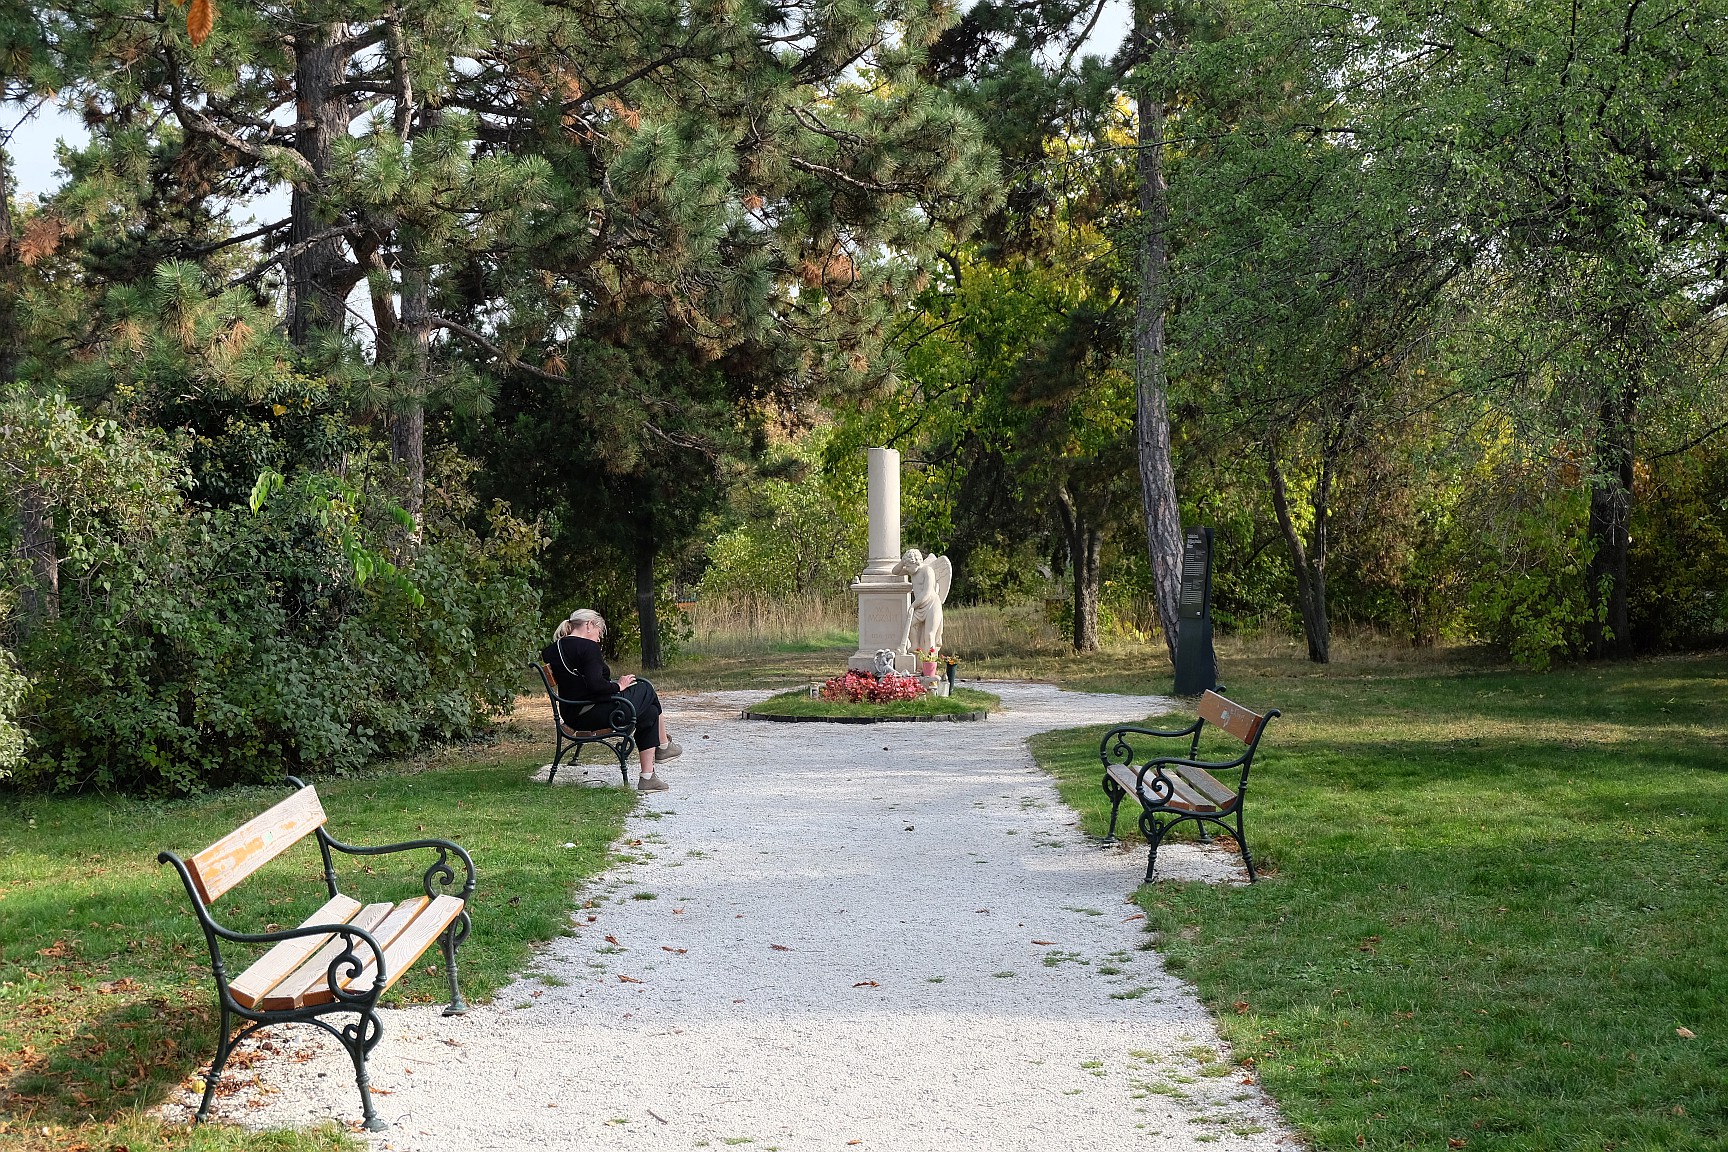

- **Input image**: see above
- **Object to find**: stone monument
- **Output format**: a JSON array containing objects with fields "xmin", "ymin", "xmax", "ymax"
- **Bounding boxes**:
[
  {"xmin": 848, "ymin": 448, "xmax": 915, "ymax": 673},
  {"xmin": 847, "ymin": 448, "xmax": 957, "ymax": 677}
]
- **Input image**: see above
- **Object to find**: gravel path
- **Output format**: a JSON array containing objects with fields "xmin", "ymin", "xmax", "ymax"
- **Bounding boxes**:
[{"xmin": 179, "ymin": 683, "xmax": 1294, "ymax": 1150}]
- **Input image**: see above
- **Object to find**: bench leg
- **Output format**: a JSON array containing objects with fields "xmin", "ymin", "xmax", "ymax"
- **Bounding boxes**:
[
  {"xmin": 441, "ymin": 912, "xmax": 471, "ymax": 1016},
  {"xmin": 193, "ymin": 1002, "xmax": 234, "ymax": 1124},
  {"xmin": 1138, "ymin": 811, "xmax": 1182, "ymax": 883},
  {"xmin": 614, "ymin": 738, "xmax": 632, "ymax": 786},
  {"xmin": 1100, "ymin": 772, "xmax": 1125, "ymax": 845},
  {"xmin": 1235, "ymin": 810, "xmax": 1257, "ymax": 883},
  {"xmin": 341, "ymin": 1012, "xmax": 388, "ymax": 1131}
]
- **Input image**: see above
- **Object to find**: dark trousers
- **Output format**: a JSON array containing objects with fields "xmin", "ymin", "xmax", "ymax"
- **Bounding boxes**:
[{"xmin": 564, "ymin": 680, "xmax": 662, "ymax": 749}]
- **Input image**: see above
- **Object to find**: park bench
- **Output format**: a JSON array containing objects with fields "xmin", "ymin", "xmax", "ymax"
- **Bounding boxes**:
[
  {"xmin": 530, "ymin": 660, "xmax": 639, "ymax": 785},
  {"xmin": 1099, "ymin": 690, "xmax": 1280, "ymax": 883},
  {"xmin": 159, "ymin": 776, "xmax": 475, "ymax": 1131}
]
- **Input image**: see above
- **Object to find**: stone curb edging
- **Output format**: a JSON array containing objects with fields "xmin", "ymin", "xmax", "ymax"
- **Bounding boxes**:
[{"xmin": 740, "ymin": 709, "xmax": 990, "ymax": 724}]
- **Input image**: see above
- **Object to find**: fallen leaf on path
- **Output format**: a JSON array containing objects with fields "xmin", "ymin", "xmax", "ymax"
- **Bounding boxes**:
[
  {"xmin": 618, "ymin": 975, "xmax": 642, "ymax": 984},
  {"xmin": 853, "ymin": 981, "xmax": 879, "ymax": 988},
  {"xmin": 662, "ymin": 946, "xmax": 687, "ymax": 954},
  {"xmin": 1123, "ymin": 913, "xmax": 1145, "ymax": 922},
  {"xmin": 605, "ymin": 935, "xmax": 621, "ymax": 945},
  {"xmin": 1031, "ymin": 940, "xmax": 1056, "ymax": 946},
  {"xmin": 770, "ymin": 944, "xmax": 791, "ymax": 951}
]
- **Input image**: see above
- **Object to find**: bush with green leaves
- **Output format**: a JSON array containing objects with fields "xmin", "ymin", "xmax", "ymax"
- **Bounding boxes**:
[{"xmin": 2, "ymin": 396, "xmax": 542, "ymax": 795}]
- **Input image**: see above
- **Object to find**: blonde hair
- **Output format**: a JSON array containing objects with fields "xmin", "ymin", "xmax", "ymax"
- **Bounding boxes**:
[{"xmin": 562, "ymin": 608, "xmax": 606, "ymax": 640}]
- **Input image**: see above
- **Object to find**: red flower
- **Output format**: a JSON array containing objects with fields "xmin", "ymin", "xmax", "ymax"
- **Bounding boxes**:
[{"xmin": 819, "ymin": 669, "xmax": 927, "ymax": 703}]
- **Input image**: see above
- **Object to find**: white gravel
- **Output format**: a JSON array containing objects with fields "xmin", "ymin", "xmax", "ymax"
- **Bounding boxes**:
[{"xmin": 168, "ymin": 682, "xmax": 1296, "ymax": 1150}]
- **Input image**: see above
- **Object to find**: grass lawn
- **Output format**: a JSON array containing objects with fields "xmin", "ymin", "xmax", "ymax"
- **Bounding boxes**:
[
  {"xmin": 1031, "ymin": 650, "xmax": 1728, "ymax": 1150},
  {"xmin": 0, "ymin": 714, "xmax": 633, "ymax": 1152},
  {"xmin": 744, "ymin": 685, "xmax": 1000, "ymax": 719}
]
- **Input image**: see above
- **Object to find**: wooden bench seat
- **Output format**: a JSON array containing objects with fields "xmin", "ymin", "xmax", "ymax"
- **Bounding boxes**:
[
  {"xmin": 161, "ymin": 777, "xmax": 475, "ymax": 1132},
  {"xmin": 1099, "ymin": 691, "xmax": 1280, "ymax": 882}
]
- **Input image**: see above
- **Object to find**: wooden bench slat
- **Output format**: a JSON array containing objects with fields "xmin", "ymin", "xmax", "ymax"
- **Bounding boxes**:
[
  {"xmin": 1197, "ymin": 690, "xmax": 1266, "ymax": 745},
  {"xmin": 1109, "ymin": 762, "xmax": 1232, "ymax": 813},
  {"xmin": 189, "ymin": 787, "xmax": 328, "ymax": 905},
  {"xmin": 343, "ymin": 894, "xmax": 466, "ymax": 997},
  {"xmin": 560, "ymin": 725, "xmax": 619, "ymax": 739},
  {"xmin": 229, "ymin": 895, "xmax": 364, "ymax": 1009},
  {"xmin": 260, "ymin": 902, "xmax": 394, "ymax": 1011},
  {"xmin": 1170, "ymin": 763, "xmax": 1238, "ymax": 807},
  {"xmin": 297, "ymin": 897, "xmax": 429, "ymax": 1007},
  {"xmin": 1161, "ymin": 774, "xmax": 1221, "ymax": 813}
]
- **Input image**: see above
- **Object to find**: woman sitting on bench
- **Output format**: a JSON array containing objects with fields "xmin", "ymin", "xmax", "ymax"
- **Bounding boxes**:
[{"xmin": 542, "ymin": 608, "xmax": 682, "ymax": 791}]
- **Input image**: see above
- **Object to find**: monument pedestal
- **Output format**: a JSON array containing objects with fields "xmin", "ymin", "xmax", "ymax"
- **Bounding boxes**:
[{"xmin": 848, "ymin": 577, "xmax": 914, "ymax": 673}]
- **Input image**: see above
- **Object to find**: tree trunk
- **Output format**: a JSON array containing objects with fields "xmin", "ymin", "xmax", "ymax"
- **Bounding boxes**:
[
  {"xmin": 16, "ymin": 484, "xmax": 59, "ymax": 629},
  {"xmin": 0, "ymin": 156, "xmax": 57, "ymax": 632},
  {"xmin": 0, "ymin": 148, "xmax": 17, "ymax": 388},
  {"xmin": 392, "ymin": 258, "xmax": 430, "ymax": 529},
  {"xmin": 288, "ymin": 25, "xmax": 359, "ymax": 346},
  {"xmin": 1585, "ymin": 390, "xmax": 1635, "ymax": 657},
  {"xmin": 634, "ymin": 516, "xmax": 663, "ymax": 670},
  {"xmin": 1056, "ymin": 489, "xmax": 1102, "ymax": 652},
  {"xmin": 1132, "ymin": 7, "xmax": 1184, "ymax": 666},
  {"xmin": 1266, "ymin": 443, "xmax": 1330, "ymax": 664}
]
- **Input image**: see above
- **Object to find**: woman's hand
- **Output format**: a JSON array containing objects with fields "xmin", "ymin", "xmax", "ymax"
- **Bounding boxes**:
[{"xmin": 618, "ymin": 674, "xmax": 637, "ymax": 690}]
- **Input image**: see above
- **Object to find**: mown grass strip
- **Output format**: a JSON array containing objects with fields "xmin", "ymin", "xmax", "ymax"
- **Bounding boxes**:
[
  {"xmin": 1031, "ymin": 652, "xmax": 1728, "ymax": 1150},
  {"xmin": 0, "ymin": 748, "xmax": 633, "ymax": 1151}
]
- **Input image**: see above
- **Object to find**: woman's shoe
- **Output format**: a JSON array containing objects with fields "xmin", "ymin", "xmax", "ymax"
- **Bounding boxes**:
[
  {"xmin": 637, "ymin": 772, "xmax": 670, "ymax": 792},
  {"xmin": 655, "ymin": 740, "xmax": 683, "ymax": 762}
]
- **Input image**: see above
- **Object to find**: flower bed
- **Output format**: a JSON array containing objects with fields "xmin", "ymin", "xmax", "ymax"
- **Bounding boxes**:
[{"xmin": 819, "ymin": 669, "xmax": 929, "ymax": 703}]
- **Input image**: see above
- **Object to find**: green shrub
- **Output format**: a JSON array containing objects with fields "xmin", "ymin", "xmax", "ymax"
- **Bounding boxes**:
[{"xmin": 3, "ymin": 400, "xmax": 542, "ymax": 794}]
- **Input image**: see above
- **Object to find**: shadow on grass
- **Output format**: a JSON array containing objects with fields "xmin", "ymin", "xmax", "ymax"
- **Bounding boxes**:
[{"xmin": 4, "ymin": 990, "xmax": 213, "ymax": 1126}]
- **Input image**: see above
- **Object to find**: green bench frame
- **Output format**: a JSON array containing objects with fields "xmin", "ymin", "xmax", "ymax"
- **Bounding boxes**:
[{"xmin": 1099, "ymin": 690, "xmax": 1279, "ymax": 882}]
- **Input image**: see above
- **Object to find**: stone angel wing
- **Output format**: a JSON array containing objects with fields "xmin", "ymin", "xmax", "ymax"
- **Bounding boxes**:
[{"xmin": 933, "ymin": 555, "xmax": 953, "ymax": 604}]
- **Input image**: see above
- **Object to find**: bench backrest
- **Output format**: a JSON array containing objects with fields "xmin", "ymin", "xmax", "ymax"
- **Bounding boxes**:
[
  {"xmin": 531, "ymin": 661, "xmax": 561, "ymax": 703},
  {"xmin": 1197, "ymin": 690, "xmax": 1269, "ymax": 746},
  {"xmin": 187, "ymin": 785, "xmax": 327, "ymax": 905}
]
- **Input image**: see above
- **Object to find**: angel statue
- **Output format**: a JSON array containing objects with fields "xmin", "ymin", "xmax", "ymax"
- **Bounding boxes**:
[{"xmin": 892, "ymin": 548, "xmax": 953, "ymax": 656}]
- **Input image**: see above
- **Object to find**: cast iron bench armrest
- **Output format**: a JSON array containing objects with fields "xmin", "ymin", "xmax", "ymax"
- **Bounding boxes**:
[
  {"xmin": 282, "ymin": 776, "xmax": 477, "ymax": 903},
  {"xmin": 1124, "ymin": 755, "xmax": 1247, "ymax": 808}
]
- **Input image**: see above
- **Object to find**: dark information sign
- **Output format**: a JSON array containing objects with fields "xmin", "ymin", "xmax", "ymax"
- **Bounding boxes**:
[
  {"xmin": 1173, "ymin": 526, "xmax": 1218, "ymax": 696},
  {"xmin": 1178, "ymin": 528, "xmax": 1211, "ymax": 620}
]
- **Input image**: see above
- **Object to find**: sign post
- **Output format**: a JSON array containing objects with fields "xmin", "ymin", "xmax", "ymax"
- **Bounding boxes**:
[{"xmin": 1172, "ymin": 526, "xmax": 1218, "ymax": 696}]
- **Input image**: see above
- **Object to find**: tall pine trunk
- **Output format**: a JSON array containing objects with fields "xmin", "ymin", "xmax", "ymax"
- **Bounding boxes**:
[
  {"xmin": 1265, "ymin": 443, "xmax": 1331, "ymax": 664},
  {"xmin": 1132, "ymin": 4, "xmax": 1184, "ymax": 665},
  {"xmin": 392, "ymin": 259, "xmax": 430, "ymax": 528},
  {"xmin": 0, "ymin": 158, "xmax": 58, "ymax": 632},
  {"xmin": 289, "ymin": 25, "xmax": 357, "ymax": 345},
  {"xmin": 634, "ymin": 516, "xmax": 663, "ymax": 670}
]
